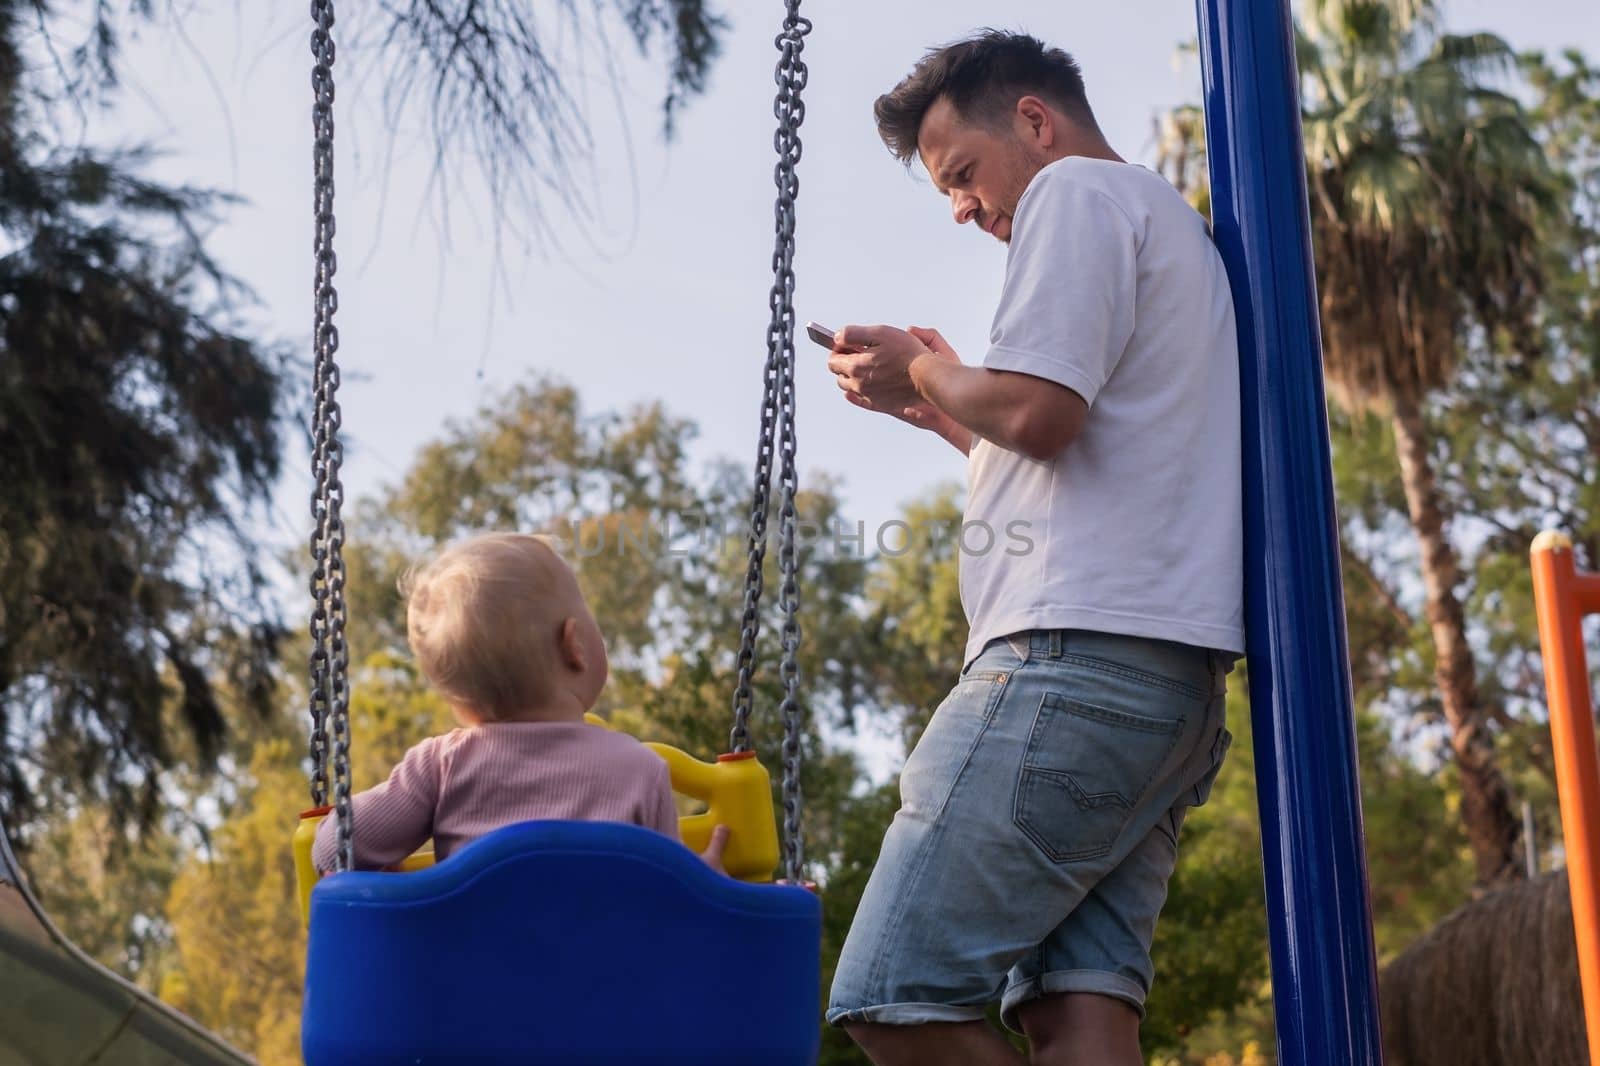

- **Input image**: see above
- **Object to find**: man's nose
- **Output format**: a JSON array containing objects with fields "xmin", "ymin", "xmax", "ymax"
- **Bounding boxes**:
[{"xmin": 950, "ymin": 190, "xmax": 979, "ymax": 226}]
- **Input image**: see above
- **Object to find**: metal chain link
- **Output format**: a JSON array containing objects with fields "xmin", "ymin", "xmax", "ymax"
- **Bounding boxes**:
[
  {"xmin": 304, "ymin": 0, "xmax": 807, "ymax": 879},
  {"xmin": 306, "ymin": 0, "xmax": 332, "ymax": 813},
  {"xmin": 728, "ymin": 337, "xmax": 779, "ymax": 752},
  {"xmin": 725, "ymin": 1, "xmax": 810, "ymax": 882},
  {"xmin": 309, "ymin": 0, "xmax": 354, "ymax": 873},
  {"xmin": 771, "ymin": 4, "xmax": 809, "ymax": 885}
]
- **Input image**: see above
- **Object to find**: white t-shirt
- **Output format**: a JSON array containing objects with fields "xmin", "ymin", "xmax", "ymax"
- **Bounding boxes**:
[{"xmin": 960, "ymin": 156, "xmax": 1245, "ymax": 665}]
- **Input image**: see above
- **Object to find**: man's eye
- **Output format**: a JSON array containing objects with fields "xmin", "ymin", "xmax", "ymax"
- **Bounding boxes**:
[{"xmin": 959, "ymin": 168, "xmax": 973, "ymax": 184}]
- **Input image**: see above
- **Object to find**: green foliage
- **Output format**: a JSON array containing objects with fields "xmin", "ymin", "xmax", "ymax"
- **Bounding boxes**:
[
  {"xmin": 0, "ymin": 12, "xmax": 287, "ymax": 832},
  {"xmin": 816, "ymin": 779, "xmax": 900, "ymax": 1066},
  {"xmin": 26, "ymin": 803, "xmax": 184, "ymax": 992},
  {"xmin": 26, "ymin": 1, "xmax": 727, "ymax": 229},
  {"xmin": 352, "ymin": 0, "xmax": 727, "ymax": 221},
  {"xmin": 1297, "ymin": 8, "xmax": 1560, "ymax": 406},
  {"xmin": 860, "ymin": 485, "xmax": 969, "ymax": 746},
  {"xmin": 0, "ymin": 0, "xmax": 735, "ymax": 837},
  {"xmin": 12, "ymin": 3, "xmax": 1600, "ymax": 1063},
  {"xmin": 1300, "ymin": 3, "xmax": 1558, "ymax": 888},
  {"xmin": 1356, "ymin": 713, "xmax": 1475, "ymax": 954},
  {"xmin": 161, "ymin": 742, "xmax": 309, "ymax": 1066},
  {"xmin": 1144, "ymin": 684, "xmax": 1271, "ymax": 1057},
  {"xmin": 1165, "ymin": 0, "xmax": 1578, "ymax": 890},
  {"xmin": 1144, "ymin": 677, "xmax": 1477, "ymax": 1063}
]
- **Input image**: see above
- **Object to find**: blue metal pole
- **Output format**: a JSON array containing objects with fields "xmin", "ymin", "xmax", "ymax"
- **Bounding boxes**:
[{"xmin": 1193, "ymin": 0, "xmax": 1384, "ymax": 1062}]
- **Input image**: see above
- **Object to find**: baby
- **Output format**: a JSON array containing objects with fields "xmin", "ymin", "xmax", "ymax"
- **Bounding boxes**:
[{"xmin": 312, "ymin": 531, "xmax": 723, "ymax": 872}]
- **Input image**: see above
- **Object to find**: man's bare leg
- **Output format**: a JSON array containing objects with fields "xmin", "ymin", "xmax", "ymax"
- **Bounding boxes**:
[
  {"xmin": 1017, "ymin": 992, "xmax": 1142, "ymax": 1066},
  {"xmin": 844, "ymin": 1020, "xmax": 1028, "ymax": 1066}
]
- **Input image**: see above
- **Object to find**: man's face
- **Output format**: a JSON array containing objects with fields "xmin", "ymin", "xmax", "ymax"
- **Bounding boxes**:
[{"xmin": 918, "ymin": 95, "xmax": 1042, "ymax": 244}]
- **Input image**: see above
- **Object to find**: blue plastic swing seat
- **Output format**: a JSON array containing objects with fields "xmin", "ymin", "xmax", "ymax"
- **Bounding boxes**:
[{"xmin": 302, "ymin": 820, "xmax": 823, "ymax": 1065}]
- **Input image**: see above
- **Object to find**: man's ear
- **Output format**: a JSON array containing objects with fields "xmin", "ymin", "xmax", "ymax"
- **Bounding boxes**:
[
  {"xmin": 558, "ymin": 616, "xmax": 586, "ymax": 671},
  {"xmin": 1016, "ymin": 95, "xmax": 1056, "ymax": 149}
]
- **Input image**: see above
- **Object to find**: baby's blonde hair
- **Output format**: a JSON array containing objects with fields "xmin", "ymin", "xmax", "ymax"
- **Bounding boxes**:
[{"xmin": 401, "ymin": 532, "xmax": 570, "ymax": 720}]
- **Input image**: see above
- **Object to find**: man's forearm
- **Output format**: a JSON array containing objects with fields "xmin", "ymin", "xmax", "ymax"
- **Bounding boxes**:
[
  {"xmin": 929, "ymin": 409, "xmax": 975, "ymax": 455},
  {"xmin": 911, "ymin": 355, "xmax": 1026, "ymax": 455}
]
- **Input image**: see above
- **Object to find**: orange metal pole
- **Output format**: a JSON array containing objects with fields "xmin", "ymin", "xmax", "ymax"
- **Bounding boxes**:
[
  {"xmin": 1531, "ymin": 530, "xmax": 1600, "ymax": 1066},
  {"xmin": 1576, "ymin": 572, "xmax": 1600, "ymax": 617}
]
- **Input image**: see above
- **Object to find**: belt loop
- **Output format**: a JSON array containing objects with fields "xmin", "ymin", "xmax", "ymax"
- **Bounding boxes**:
[{"xmin": 1048, "ymin": 630, "xmax": 1062, "ymax": 659}]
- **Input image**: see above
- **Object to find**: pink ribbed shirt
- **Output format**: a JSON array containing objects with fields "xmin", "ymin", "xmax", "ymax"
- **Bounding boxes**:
[{"xmin": 311, "ymin": 720, "xmax": 679, "ymax": 872}]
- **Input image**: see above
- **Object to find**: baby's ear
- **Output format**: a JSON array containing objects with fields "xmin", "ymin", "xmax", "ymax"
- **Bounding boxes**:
[{"xmin": 558, "ymin": 616, "xmax": 586, "ymax": 671}]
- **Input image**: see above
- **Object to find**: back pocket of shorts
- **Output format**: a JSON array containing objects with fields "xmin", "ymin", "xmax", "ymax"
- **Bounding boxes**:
[
  {"xmin": 1188, "ymin": 724, "xmax": 1233, "ymax": 808},
  {"xmin": 1013, "ymin": 693, "xmax": 1184, "ymax": 863}
]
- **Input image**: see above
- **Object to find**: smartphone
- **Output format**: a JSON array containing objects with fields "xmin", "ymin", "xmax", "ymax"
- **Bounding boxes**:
[{"xmin": 804, "ymin": 321, "xmax": 838, "ymax": 349}]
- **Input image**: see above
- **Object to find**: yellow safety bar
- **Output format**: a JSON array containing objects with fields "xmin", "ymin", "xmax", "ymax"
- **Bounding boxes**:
[{"xmin": 293, "ymin": 717, "xmax": 781, "ymax": 923}]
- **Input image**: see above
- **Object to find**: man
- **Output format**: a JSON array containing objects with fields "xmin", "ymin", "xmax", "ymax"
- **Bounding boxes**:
[{"xmin": 823, "ymin": 31, "xmax": 1245, "ymax": 1066}]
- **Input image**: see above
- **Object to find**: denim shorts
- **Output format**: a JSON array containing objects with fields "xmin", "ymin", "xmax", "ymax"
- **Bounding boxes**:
[{"xmin": 827, "ymin": 629, "xmax": 1232, "ymax": 1032}]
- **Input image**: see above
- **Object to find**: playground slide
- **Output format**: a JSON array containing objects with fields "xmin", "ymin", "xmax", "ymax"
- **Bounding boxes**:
[{"xmin": 0, "ymin": 822, "xmax": 250, "ymax": 1066}]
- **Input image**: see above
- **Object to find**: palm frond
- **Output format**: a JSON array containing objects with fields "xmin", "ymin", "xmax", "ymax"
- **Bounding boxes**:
[
  {"xmin": 1427, "ymin": 31, "xmax": 1518, "ymax": 72},
  {"xmin": 1342, "ymin": 147, "xmax": 1438, "ymax": 230},
  {"xmin": 1294, "ymin": 5, "xmax": 1559, "ymax": 404}
]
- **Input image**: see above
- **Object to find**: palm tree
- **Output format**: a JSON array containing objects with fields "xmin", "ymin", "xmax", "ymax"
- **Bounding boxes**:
[
  {"xmin": 1160, "ymin": 0, "xmax": 1562, "ymax": 886},
  {"xmin": 1301, "ymin": 1, "xmax": 1561, "ymax": 888}
]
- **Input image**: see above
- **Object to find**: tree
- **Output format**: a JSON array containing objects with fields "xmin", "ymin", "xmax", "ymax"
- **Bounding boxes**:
[
  {"xmin": 1297, "ymin": 1, "xmax": 1564, "ymax": 886},
  {"xmin": 25, "ymin": 802, "xmax": 185, "ymax": 993},
  {"xmin": 1, "ymin": 0, "xmax": 734, "ymax": 840},
  {"xmin": 1161, "ymin": 0, "xmax": 1564, "ymax": 886},
  {"xmin": 50, "ymin": 1, "xmax": 726, "ymax": 237},
  {"xmin": 1160, "ymin": 24, "xmax": 1600, "ymax": 1053},
  {"xmin": 1432, "ymin": 47, "xmax": 1600, "ymax": 875},
  {"xmin": 161, "ymin": 742, "xmax": 306, "ymax": 1066},
  {"xmin": 1331, "ymin": 46, "xmax": 1600, "ymax": 890},
  {"xmin": 858, "ymin": 486, "xmax": 970, "ymax": 747},
  {"xmin": 357, "ymin": 0, "xmax": 726, "ymax": 233},
  {"xmin": 0, "ymin": 0, "xmax": 286, "ymax": 835}
]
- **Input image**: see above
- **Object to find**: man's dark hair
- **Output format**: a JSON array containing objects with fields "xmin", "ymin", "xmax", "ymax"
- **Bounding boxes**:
[{"xmin": 874, "ymin": 30, "xmax": 1097, "ymax": 165}]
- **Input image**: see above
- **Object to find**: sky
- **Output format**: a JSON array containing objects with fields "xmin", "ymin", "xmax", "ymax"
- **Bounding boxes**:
[{"xmin": 89, "ymin": 0, "xmax": 1597, "ymax": 622}]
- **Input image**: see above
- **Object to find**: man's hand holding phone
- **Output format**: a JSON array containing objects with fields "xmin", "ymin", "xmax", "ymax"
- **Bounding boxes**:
[
  {"xmin": 805, "ymin": 321, "xmax": 840, "ymax": 350},
  {"xmin": 806, "ymin": 321, "xmax": 968, "ymax": 452}
]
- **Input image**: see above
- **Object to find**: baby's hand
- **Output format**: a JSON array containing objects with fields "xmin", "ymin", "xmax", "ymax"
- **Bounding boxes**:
[{"xmin": 700, "ymin": 824, "xmax": 731, "ymax": 875}]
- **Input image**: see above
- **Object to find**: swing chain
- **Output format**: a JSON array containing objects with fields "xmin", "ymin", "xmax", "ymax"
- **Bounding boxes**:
[
  {"xmin": 309, "ymin": 0, "xmax": 354, "ymax": 872},
  {"xmin": 728, "ymin": 348, "xmax": 776, "ymax": 754},
  {"xmin": 773, "ymin": 1, "xmax": 809, "ymax": 885},
  {"xmin": 726, "ymin": 0, "xmax": 810, "ymax": 881}
]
